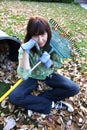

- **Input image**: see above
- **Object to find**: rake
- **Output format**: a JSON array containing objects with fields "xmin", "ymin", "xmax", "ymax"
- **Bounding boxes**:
[
  {"xmin": 49, "ymin": 19, "xmax": 81, "ymax": 56},
  {"xmin": 0, "ymin": 19, "xmax": 77, "ymax": 102}
]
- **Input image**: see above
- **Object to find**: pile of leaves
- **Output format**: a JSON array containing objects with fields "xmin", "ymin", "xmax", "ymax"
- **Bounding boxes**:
[{"xmin": 0, "ymin": 50, "xmax": 87, "ymax": 130}]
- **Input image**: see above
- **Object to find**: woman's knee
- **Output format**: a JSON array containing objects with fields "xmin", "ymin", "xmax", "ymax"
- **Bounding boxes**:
[
  {"xmin": 9, "ymin": 93, "xmax": 16, "ymax": 104},
  {"xmin": 9, "ymin": 90, "xmax": 24, "ymax": 104},
  {"xmin": 74, "ymin": 83, "xmax": 80, "ymax": 94},
  {"xmin": 70, "ymin": 83, "xmax": 80, "ymax": 96}
]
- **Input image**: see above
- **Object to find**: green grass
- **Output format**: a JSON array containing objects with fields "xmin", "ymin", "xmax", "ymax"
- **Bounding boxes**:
[
  {"xmin": 0, "ymin": 1, "xmax": 87, "ymax": 56},
  {"xmin": 0, "ymin": 1, "xmax": 86, "ymax": 72},
  {"xmin": 0, "ymin": 1, "xmax": 87, "ymax": 57}
]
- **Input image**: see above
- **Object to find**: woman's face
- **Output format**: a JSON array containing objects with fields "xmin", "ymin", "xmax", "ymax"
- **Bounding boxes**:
[{"xmin": 32, "ymin": 32, "xmax": 48, "ymax": 48}]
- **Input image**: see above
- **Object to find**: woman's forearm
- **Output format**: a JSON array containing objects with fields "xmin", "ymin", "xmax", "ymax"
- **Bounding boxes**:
[
  {"xmin": 17, "ymin": 49, "xmax": 31, "ymax": 80},
  {"xmin": 19, "ymin": 51, "xmax": 31, "ymax": 69}
]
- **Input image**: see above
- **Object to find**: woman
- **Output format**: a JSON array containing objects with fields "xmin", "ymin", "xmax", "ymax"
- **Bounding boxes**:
[{"xmin": 9, "ymin": 16, "xmax": 80, "ymax": 115}]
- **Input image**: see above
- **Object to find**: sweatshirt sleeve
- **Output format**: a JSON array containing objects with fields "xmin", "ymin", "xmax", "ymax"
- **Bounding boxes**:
[
  {"xmin": 53, "ymin": 53, "xmax": 63, "ymax": 70},
  {"xmin": 17, "ymin": 47, "xmax": 31, "ymax": 80}
]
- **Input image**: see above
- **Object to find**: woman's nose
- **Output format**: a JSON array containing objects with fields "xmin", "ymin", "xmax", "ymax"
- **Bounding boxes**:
[{"xmin": 38, "ymin": 35, "xmax": 43, "ymax": 43}]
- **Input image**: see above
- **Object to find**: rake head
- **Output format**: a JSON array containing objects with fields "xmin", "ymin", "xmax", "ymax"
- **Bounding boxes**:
[
  {"xmin": 49, "ymin": 19, "xmax": 80, "ymax": 59},
  {"xmin": 50, "ymin": 31, "xmax": 71, "ymax": 58}
]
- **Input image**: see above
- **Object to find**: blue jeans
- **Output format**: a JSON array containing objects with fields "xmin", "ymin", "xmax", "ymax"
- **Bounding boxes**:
[{"xmin": 9, "ymin": 73, "xmax": 80, "ymax": 114}]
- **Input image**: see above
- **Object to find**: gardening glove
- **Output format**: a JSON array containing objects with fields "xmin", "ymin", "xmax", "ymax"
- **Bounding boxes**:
[
  {"xmin": 21, "ymin": 39, "xmax": 40, "ymax": 54},
  {"xmin": 40, "ymin": 51, "xmax": 53, "ymax": 68}
]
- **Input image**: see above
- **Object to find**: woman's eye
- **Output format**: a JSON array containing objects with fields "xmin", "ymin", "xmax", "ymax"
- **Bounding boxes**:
[
  {"xmin": 34, "ymin": 35, "xmax": 38, "ymax": 37},
  {"xmin": 33, "ymin": 35, "xmax": 38, "ymax": 38},
  {"xmin": 42, "ymin": 33, "xmax": 46, "ymax": 37}
]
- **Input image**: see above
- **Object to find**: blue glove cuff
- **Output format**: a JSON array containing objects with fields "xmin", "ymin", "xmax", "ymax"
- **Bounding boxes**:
[
  {"xmin": 40, "ymin": 51, "xmax": 50, "ymax": 63},
  {"xmin": 21, "ymin": 39, "xmax": 40, "ymax": 54},
  {"xmin": 45, "ymin": 59, "xmax": 53, "ymax": 68}
]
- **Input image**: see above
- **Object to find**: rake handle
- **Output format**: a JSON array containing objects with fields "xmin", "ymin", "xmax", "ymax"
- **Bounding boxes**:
[
  {"xmin": 0, "ymin": 79, "xmax": 23, "ymax": 102},
  {"xmin": 0, "ymin": 61, "xmax": 41, "ymax": 102}
]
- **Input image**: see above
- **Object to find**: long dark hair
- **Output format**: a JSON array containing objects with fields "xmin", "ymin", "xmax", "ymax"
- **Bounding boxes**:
[{"xmin": 24, "ymin": 16, "xmax": 52, "ymax": 53}]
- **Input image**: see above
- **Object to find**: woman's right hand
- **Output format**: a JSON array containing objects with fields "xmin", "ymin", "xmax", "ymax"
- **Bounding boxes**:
[{"xmin": 21, "ymin": 39, "xmax": 40, "ymax": 54}]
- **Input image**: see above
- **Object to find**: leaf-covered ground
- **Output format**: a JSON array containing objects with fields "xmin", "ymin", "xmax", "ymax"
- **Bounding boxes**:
[{"xmin": 0, "ymin": 1, "xmax": 87, "ymax": 130}]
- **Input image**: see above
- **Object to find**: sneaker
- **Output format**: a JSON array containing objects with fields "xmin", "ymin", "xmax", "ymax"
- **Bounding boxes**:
[{"xmin": 54, "ymin": 100, "xmax": 74, "ymax": 112}]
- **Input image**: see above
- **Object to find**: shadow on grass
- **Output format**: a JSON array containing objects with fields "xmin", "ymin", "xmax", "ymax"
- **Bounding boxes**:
[{"xmin": 0, "ymin": 82, "xmax": 10, "ymax": 97}]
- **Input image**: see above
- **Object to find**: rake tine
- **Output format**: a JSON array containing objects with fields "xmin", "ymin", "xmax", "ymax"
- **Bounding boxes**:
[
  {"xmin": 50, "ymin": 19, "xmax": 74, "ymax": 43},
  {"xmin": 49, "ymin": 18, "xmax": 81, "ymax": 56}
]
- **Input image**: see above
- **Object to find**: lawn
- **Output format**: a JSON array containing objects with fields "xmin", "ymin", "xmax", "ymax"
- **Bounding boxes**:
[
  {"xmin": 0, "ymin": 1, "xmax": 87, "ymax": 130},
  {"xmin": 0, "ymin": 0, "xmax": 87, "ymax": 58}
]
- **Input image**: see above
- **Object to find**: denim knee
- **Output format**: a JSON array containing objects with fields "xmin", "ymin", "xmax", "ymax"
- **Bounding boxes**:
[
  {"xmin": 70, "ymin": 83, "xmax": 80, "ymax": 96},
  {"xmin": 9, "ymin": 91, "xmax": 23, "ymax": 105},
  {"xmin": 9, "ymin": 92, "xmax": 16, "ymax": 104},
  {"xmin": 74, "ymin": 84, "xmax": 80, "ymax": 94}
]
